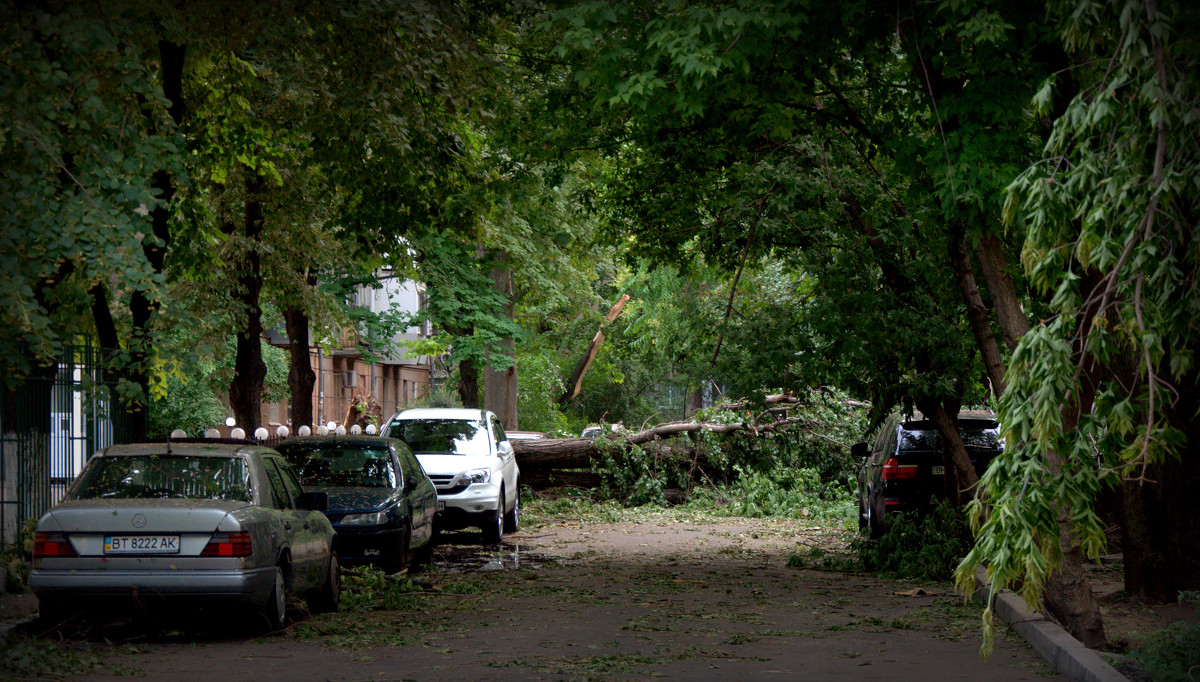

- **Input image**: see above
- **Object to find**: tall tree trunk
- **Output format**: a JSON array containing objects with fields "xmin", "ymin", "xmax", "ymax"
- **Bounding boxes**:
[
  {"xmin": 1036, "ymin": 270, "xmax": 1108, "ymax": 648},
  {"xmin": 483, "ymin": 254, "xmax": 517, "ymax": 430},
  {"xmin": 458, "ymin": 357, "xmax": 480, "ymax": 409},
  {"xmin": 125, "ymin": 40, "xmax": 186, "ymax": 442},
  {"xmin": 949, "ymin": 234, "xmax": 1006, "ymax": 397},
  {"xmin": 228, "ymin": 174, "xmax": 266, "ymax": 431},
  {"xmin": 974, "ymin": 233, "xmax": 1028, "ymax": 350},
  {"xmin": 1122, "ymin": 365, "xmax": 1200, "ymax": 601},
  {"xmin": 972, "ymin": 235, "xmax": 1106, "ymax": 647},
  {"xmin": 284, "ymin": 302, "xmax": 316, "ymax": 430},
  {"xmin": 686, "ymin": 383, "xmax": 704, "ymax": 418},
  {"xmin": 913, "ymin": 399, "xmax": 979, "ymax": 504}
]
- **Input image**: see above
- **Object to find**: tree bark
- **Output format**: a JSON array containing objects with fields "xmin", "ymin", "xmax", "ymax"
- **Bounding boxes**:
[
  {"xmin": 483, "ymin": 254, "xmax": 518, "ymax": 429},
  {"xmin": 228, "ymin": 174, "xmax": 266, "ymax": 431},
  {"xmin": 283, "ymin": 296, "xmax": 316, "ymax": 431},
  {"xmin": 913, "ymin": 399, "xmax": 979, "ymax": 505},
  {"xmin": 975, "ymin": 233, "xmax": 1029, "ymax": 349},
  {"xmin": 458, "ymin": 357, "xmax": 480, "ymax": 409},
  {"xmin": 950, "ymin": 234, "xmax": 1006, "ymax": 397},
  {"xmin": 1122, "ymin": 364, "xmax": 1200, "ymax": 601},
  {"xmin": 125, "ymin": 40, "xmax": 186, "ymax": 443},
  {"xmin": 560, "ymin": 294, "xmax": 630, "ymax": 405}
]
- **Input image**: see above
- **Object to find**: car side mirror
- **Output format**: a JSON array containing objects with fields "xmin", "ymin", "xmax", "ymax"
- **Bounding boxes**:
[
  {"xmin": 497, "ymin": 441, "xmax": 514, "ymax": 456},
  {"xmin": 850, "ymin": 442, "xmax": 869, "ymax": 460},
  {"xmin": 298, "ymin": 491, "xmax": 328, "ymax": 511}
]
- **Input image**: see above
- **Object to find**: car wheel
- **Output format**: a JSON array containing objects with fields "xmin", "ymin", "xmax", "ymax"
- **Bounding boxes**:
[
  {"xmin": 858, "ymin": 494, "xmax": 868, "ymax": 532},
  {"xmin": 35, "ymin": 596, "xmax": 72, "ymax": 630},
  {"xmin": 503, "ymin": 483, "xmax": 520, "ymax": 534},
  {"xmin": 383, "ymin": 523, "xmax": 412, "ymax": 574},
  {"xmin": 482, "ymin": 488, "xmax": 504, "ymax": 544},
  {"xmin": 410, "ymin": 536, "xmax": 434, "ymax": 571},
  {"xmin": 867, "ymin": 490, "xmax": 886, "ymax": 539},
  {"xmin": 259, "ymin": 564, "xmax": 287, "ymax": 632},
  {"xmin": 310, "ymin": 551, "xmax": 340, "ymax": 613}
]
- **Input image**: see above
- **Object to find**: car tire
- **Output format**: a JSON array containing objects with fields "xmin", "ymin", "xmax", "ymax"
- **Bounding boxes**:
[
  {"xmin": 867, "ymin": 490, "xmax": 886, "ymax": 539},
  {"xmin": 259, "ymin": 564, "xmax": 287, "ymax": 632},
  {"xmin": 409, "ymin": 536, "xmax": 434, "ymax": 571},
  {"xmin": 35, "ymin": 596, "xmax": 72, "ymax": 630},
  {"xmin": 482, "ymin": 488, "xmax": 504, "ymax": 545},
  {"xmin": 383, "ymin": 523, "xmax": 412, "ymax": 574},
  {"xmin": 503, "ymin": 483, "xmax": 519, "ymax": 534},
  {"xmin": 858, "ymin": 494, "xmax": 868, "ymax": 532},
  {"xmin": 310, "ymin": 551, "xmax": 340, "ymax": 613}
]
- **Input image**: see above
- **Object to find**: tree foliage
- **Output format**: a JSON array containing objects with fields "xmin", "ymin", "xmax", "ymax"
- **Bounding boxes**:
[{"xmin": 959, "ymin": 0, "xmax": 1200, "ymax": 651}]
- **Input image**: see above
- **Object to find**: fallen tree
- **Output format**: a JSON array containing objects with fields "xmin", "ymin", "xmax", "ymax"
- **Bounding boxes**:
[{"xmin": 511, "ymin": 393, "xmax": 852, "ymax": 472}]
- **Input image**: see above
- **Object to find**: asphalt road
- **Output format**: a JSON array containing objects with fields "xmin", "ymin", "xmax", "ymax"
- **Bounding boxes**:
[{"xmin": 6, "ymin": 516, "xmax": 1053, "ymax": 681}]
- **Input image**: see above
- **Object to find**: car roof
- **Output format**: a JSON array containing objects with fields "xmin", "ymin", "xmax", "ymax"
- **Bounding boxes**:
[
  {"xmin": 900, "ymin": 409, "xmax": 998, "ymax": 430},
  {"xmin": 99, "ymin": 441, "xmax": 270, "ymax": 458},
  {"xmin": 393, "ymin": 408, "xmax": 486, "ymax": 421},
  {"xmin": 276, "ymin": 435, "xmax": 402, "ymax": 448}
]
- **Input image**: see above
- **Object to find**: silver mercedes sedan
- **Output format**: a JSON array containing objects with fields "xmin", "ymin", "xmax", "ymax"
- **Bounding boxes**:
[{"xmin": 29, "ymin": 440, "xmax": 339, "ymax": 631}]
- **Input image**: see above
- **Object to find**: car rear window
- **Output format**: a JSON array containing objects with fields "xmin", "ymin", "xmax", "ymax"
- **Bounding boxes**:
[
  {"xmin": 277, "ymin": 445, "xmax": 397, "ymax": 488},
  {"xmin": 390, "ymin": 419, "xmax": 490, "ymax": 456},
  {"xmin": 899, "ymin": 427, "xmax": 1001, "ymax": 451},
  {"xmin": 70, "ymin": 455, "xmax": 252, "ymax": 501}
]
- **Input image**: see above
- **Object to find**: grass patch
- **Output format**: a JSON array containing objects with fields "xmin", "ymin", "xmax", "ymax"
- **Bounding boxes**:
[
  {"xmin": 1128, "ymin": 591, "xmax": 1200, "ymax": 682},
  {"xmin": 0, "ymin": 638, "xmax": 131, "ymax": 679}
]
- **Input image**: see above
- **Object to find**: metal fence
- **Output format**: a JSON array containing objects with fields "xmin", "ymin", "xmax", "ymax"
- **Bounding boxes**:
[{"xmin": 0, "ymin": 343, "xmax": 131, "ymax": 549}]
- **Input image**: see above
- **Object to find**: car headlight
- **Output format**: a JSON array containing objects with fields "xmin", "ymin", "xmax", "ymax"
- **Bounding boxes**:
[
  {"xmin": 340, "ymin": 510, "xmax": 388, "ymax": 526},
  {"xmin": 463, "ymin": 468, "xmax": 491, "ymax": 484}
]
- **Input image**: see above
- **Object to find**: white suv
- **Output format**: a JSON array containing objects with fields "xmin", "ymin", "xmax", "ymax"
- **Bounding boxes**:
[{"xmin": 382, "ymin": 408, "xmax": 519, "ymax": 544}]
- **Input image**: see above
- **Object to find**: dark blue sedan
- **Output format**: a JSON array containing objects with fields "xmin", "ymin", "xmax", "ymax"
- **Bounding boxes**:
[{"xmin": 276, "ymin": 436, "xmax": 437, "ymax": 572}]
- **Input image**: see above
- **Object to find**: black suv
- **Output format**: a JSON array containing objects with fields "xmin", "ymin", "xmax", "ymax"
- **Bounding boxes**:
[{"xmin": 854, "ymin": 410, "xmax": 1002, "ymax": 537}]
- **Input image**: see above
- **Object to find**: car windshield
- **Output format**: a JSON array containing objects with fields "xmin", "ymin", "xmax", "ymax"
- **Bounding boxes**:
[
  {"xmin": 277, "ymin": 445, "xmax": 397, "ymax": 488},
  {"xmin": 69, "ymin": 455, "xmax": 252, "ymax": 501},
  {"xmin": 899, "ymin": 427, "xmax": 1001, "ymax": 451},
  {"xmin": 391, "ymin": 419, "xmax": 489, "ymax": 456}
]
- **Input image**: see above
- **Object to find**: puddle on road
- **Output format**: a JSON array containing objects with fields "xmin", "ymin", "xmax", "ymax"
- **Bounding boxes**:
[{"xmin": 429, "ymin": 534, "xmax": 560, "ymax": 573}]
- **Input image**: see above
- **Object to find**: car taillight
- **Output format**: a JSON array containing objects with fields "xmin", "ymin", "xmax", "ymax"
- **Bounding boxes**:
[
  {"xmin": 33, "ymin": 532, "xmax": 78, "ymax": 558},
  {"xmin": 881, "ymin": 457, "xmax": 919, "ymax": 480},
  {"xmin": 200, "ymin": 531, "xmax": 252, "ymax": 557}
]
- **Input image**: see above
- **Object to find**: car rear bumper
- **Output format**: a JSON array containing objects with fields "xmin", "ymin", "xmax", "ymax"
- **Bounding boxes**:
[{"xmin": 30, "ymin": 566, "xmax": 276, "ymax": 606}]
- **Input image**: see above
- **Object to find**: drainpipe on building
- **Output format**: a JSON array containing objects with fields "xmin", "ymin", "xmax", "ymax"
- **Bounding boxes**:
[{"xmin": 317, "ymin": 346, "xmax": 324, "ymax": 425}]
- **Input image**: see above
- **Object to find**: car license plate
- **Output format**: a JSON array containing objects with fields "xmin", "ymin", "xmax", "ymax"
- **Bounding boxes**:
[
  {"xmin": 437, "ymin": 501, "xmax": 446, "ymax": 511},
  {"xmin": 104, "ymin": 535, "xmax": 180, "ymax": 555},
  {"xmin": 931, "ymin": 465, "xmax": 945, "ymax": 476}
]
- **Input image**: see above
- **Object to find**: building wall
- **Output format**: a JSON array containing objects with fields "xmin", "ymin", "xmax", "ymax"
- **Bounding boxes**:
[
  {"xmin": 261, "ymin": 349, "xmax": 430, "ymax": 429},
  {"xmin": 261, "ymin": 270, "xmax": 431, "ymax": 429}
]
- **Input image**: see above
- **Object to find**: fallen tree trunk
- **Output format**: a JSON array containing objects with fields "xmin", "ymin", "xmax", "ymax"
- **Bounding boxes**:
[{"xmin": 512, "ymin": 413, "xmax": 819, "ymax": 471}]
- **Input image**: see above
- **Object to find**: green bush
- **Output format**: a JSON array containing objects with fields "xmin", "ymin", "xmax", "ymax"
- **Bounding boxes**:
[
  {"xmin": 855, "ymin": 501, "xmax": 973, "ymax": 582},
  {"xmin": 1129, "ymin": 591, "xmax": 1200, "ymax": 682},
  {"xmin": 584, "ymin": 390, "xmax": 865, "ymax": 515},
  {"xmin": 338, "ymin": 566, "xmax": 423, "ymax": 612},
  {"xmin": 685, "ymin": 464, "xmax": 855, "ymax": 521}
]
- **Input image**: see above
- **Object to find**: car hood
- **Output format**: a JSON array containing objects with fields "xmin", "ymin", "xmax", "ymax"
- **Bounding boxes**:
[
  {"xmin": 414, "ymin": 452, "xmax": 493, "ymax": 477},
  {"xmin": 40, "ymin": 499, "xmax": 249, "ymax": 533},
  {"xmin": 308, "ymin": 486, "xmax": 398, "ymax": 513}
]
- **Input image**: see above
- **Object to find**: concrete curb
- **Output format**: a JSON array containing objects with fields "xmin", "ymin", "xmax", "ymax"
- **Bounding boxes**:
[{"xmin": 975, "ymin": 567, "xmax": 1127, "ymax": 681}]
